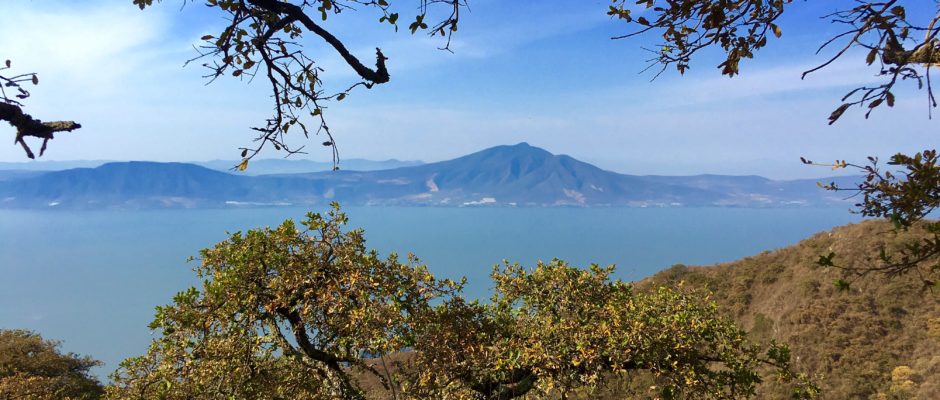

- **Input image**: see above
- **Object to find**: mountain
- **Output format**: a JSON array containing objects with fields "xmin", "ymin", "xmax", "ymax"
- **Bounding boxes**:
[
  {"xmin": 195, "ymin": 158, "xmax": 424, "ymax": 175},
  {"xmin": 0, "ymin": 158, "xmax": 423, "ymax": 175},
  {"xmin": 636, "ymin": 220, "xmax": 940, "ymax": 399},
  {"xmin": 0, "ymin": 143, "xmax": 860, "ymax": 209},
  {"xmin": 0, "ymin": 160, "xmax": 113, "ymax": 171}
]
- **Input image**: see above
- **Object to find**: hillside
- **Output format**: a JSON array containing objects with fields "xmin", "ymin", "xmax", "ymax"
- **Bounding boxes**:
[
  {"xmin": 0, "ymin": 143, "xmax": 860, "ymax": 209},
  {"xmin": 641, "ymin": 220, "xmax": 940, "ymax": 399}
]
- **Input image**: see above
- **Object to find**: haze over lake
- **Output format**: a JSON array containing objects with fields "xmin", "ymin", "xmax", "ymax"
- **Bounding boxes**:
[{"xmin": 1, "ymin": 206, "xmax": 860, "ymax": 377}]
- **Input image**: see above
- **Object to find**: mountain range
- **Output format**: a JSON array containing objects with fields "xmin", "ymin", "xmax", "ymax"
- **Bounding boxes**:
[
  {"xmin": 0, "ymin": 158, "xmax": 423, "ymax": 175},
  {"xmin": 0, "ymin": 143, "xmax": 859, "ymax": 209}
]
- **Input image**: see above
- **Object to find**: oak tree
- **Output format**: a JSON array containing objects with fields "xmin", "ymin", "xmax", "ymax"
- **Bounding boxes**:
[
  {"xmin": 0, "ymin": 329, "xmax": 103, "ymax": 400},
  {"xmin": 403, "ymin": 261, "xmax": 817, "ymax": 399},
  {"xmin": 612, "ymin": 0, "xmax": 940, "ymax": 286},
  {"xmin": 0, "ymin": 61, "xmax": 81, "ymax": 159},
  {"xmin": 106, "ymin": 204, "xmax": 461, "ymax": 399},
  {"xmin": 108, "ymin": 206, "xmax": 817, "ymax": 399},
  {"xmin": 134, "ymin": 0, "xmax": 464, "ymax": 169}
]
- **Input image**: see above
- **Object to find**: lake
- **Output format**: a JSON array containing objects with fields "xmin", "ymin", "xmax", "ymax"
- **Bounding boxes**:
[{"xmin": 0, "ymin": 206, "xmax": 861, "ymax": 377}]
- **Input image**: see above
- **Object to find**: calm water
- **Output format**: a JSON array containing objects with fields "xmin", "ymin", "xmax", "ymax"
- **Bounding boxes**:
[{"xmin": 0, "ymin": 206, "xmax": 860, "ymax": 376}]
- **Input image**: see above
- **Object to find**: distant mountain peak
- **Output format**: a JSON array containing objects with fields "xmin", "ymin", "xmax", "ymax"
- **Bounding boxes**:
[{"xmin": 0, "ymin": 144, "xmax": 861, "ymax": 209}]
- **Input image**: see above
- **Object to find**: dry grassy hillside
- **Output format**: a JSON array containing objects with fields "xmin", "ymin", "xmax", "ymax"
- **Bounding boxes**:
[{"xmin": 642, "ymin": 220, "xmax": 940, "ymax": 399}]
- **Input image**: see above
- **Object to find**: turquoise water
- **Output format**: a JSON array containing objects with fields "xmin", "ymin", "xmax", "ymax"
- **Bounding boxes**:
[{"xmin": 0, "ymin": 206, "xmax": 860, "ymax": 377}]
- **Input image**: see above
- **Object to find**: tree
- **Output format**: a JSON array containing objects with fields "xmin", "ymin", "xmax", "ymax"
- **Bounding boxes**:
[
  {"xmin": 106, "ymin": 203, "xmax": 462, "ymax": 399},
  {"xmin": 108, "ymin": 205, "xmax": 817, "ymax": 399},
  {"xmin": 0, "ymin": 60, "xmax": 82, "ymax": 159},
  {"xmin": 5, "ymin": 1, "xmax": 933, "ymax": 165},
  {"xmin": 134, "ymin": 0, "xmax": 464, "ymax": 169},
  {"xmin": 0, "ymin": 329, "xmax": 103, "ymax": 400},
  {"xmin": 610, "ymin": 0, "xmax": 940, "ymax": 286},
  {"xmin": 2, "ymin": 0, "xmax": 463, "ymax": 164},
  {"xmin": 809, "ymin": 151, "xmax": 940, "ymax": 288},
  {"xmin": 609, "ymin": 0, "xmax": 938, "ymax": 124},
  {"xmin": 404, "ymin": 261, "xmax": 817, "ymax": 399}
]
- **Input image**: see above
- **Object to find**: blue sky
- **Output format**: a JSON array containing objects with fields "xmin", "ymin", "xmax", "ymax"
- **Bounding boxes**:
[{"xmin": 0, "ymin": 0, "xmax": 936, "ymax": 178}]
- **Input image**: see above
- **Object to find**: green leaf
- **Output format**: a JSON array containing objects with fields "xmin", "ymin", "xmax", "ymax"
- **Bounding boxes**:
[
  {"xmin": 816, "ymin": 252, "xmax": 836, "ymax": 268},
  {"xmin": 833, "ymin": 279, "xmax": 851, "ymax": 291}
]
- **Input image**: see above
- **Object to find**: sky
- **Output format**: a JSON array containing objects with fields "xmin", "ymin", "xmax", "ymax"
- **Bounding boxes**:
[{"xmin": 0, "ymin": 0, "xmax": 936, "ymax": 179}]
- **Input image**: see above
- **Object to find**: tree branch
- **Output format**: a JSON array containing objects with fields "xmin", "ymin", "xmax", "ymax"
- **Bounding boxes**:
[
  {"xmin": 0, "ymin": 102, "xmax": 80, "ymax": 159},
  {"xmin": 247, "ymin": 0, "xmax": 390, "ymax": 84}
]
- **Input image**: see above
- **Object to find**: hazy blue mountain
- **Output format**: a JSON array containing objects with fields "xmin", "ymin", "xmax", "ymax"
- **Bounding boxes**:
[
  {"xmin": 0, "ymin": 170, "xmax": 48, "ymax": 181},
  {"xmin": 196, "ymin": 158, "xmax": 424, "ymax": 175},
  {"xmin": 0, "ymin": 160, "xmax": 112, "ymax": 171},
  {"xmin": 0, "ymin": 143, "xmax": 860, "ymax": 209},
  {"xmin": 0, "ymin": 158, "xmax": 423, "ymax": 175}
]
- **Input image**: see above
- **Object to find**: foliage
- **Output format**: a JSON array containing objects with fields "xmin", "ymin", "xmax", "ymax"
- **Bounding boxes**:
[
  {"xmin": 106, "ymin": 203, "xmax": 461, "ymax": 399},
  {"xmin": 107, "ymin": 206, "xmax": 814, "ymax": 399},
  {"xmin": 804, "ymin": 151, "xmax": 940, "ymax": 288},
  {"xmin": 643, "ymin": 220, "xmax": 940, "ymax": 399},
  {"xmin": 611, "ymin": 0, "xmax": 939, "ymax": 123},
  {"xmin": 611, "ymin": 1, "xmax": 940, "ymax": 286},
  {"xmin": 134, "ymin": 0, "xmax": 464, "ymax": 168},
  {"xmin": 0, "ymin": 329, "xmax": 103, "ymax": 400},
  {"xmin": 0, "ymin": 60, "xmax": 81, "ymax": 159},
  {"xmin": 401, "ymin": 260, "xmax": 816, "ymax": 399}
]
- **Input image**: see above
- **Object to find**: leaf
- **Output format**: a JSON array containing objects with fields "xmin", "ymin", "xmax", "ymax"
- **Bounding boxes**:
[
  {"xmin": 3, "ymin": 60, "xmax": 9, "ymax": 68},
  {"xmin": 232, "ymin": 69, "xmax": 242, "ymax": 77},
  {"xmin": 866, "ymin": 49, "xmax": 877, "ymax": 65},
  {"xmin": 886, "ymin": 92, "xmax": 895, "ymax": 107},
  {"xmin": 816, "ymin": 252, "xmax": 836, "ymax": 267},
  {"xmin": 336, "ymin": 93, "xmax": 346, "ymax": 101},
  {"xmin": 771, "ymin": 24, "xmax": 782, "ymax": 38},
  {"xmin": 828, "ymin": 103, "xmax": 850, "ymax": 125},
  {"xmin": 890, "ymin": 6, "xmax": 905, "ymax": 20},
  {"xmin": 31, "ymin": 75, "xmax": 38, "ymax": 85},
  {"xmin": 237, "ymin": 159, "xmax": 249, "ymax": 171},
  {"xmin": 833, "ymin": 279, "xmax": 851, "ymax": 291},
  {"xmin": 200, "ymin": 34, "xmax": 215, "ymax": 40}
]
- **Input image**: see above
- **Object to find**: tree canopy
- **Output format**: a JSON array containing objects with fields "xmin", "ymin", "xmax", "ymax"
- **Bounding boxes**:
[
  {"xmin": 610, "ymin": 0, "xmax": 940, "ymax": 286},
  {"xmin": 106, "ymin": 204, "xmax": 817, "ymax": 399},
  {"xmin": 610, "ymin": 0, "xmax": 938, "ymax": 124},
  {"xmin": 0, "ymin": 329, "xmax": 104, "ymax": 399}
]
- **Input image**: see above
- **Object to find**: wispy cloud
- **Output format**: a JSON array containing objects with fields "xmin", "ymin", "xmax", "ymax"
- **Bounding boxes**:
[{"xmin": 0, "ymin": 2, "xmax": 179, "ymax": 98}]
